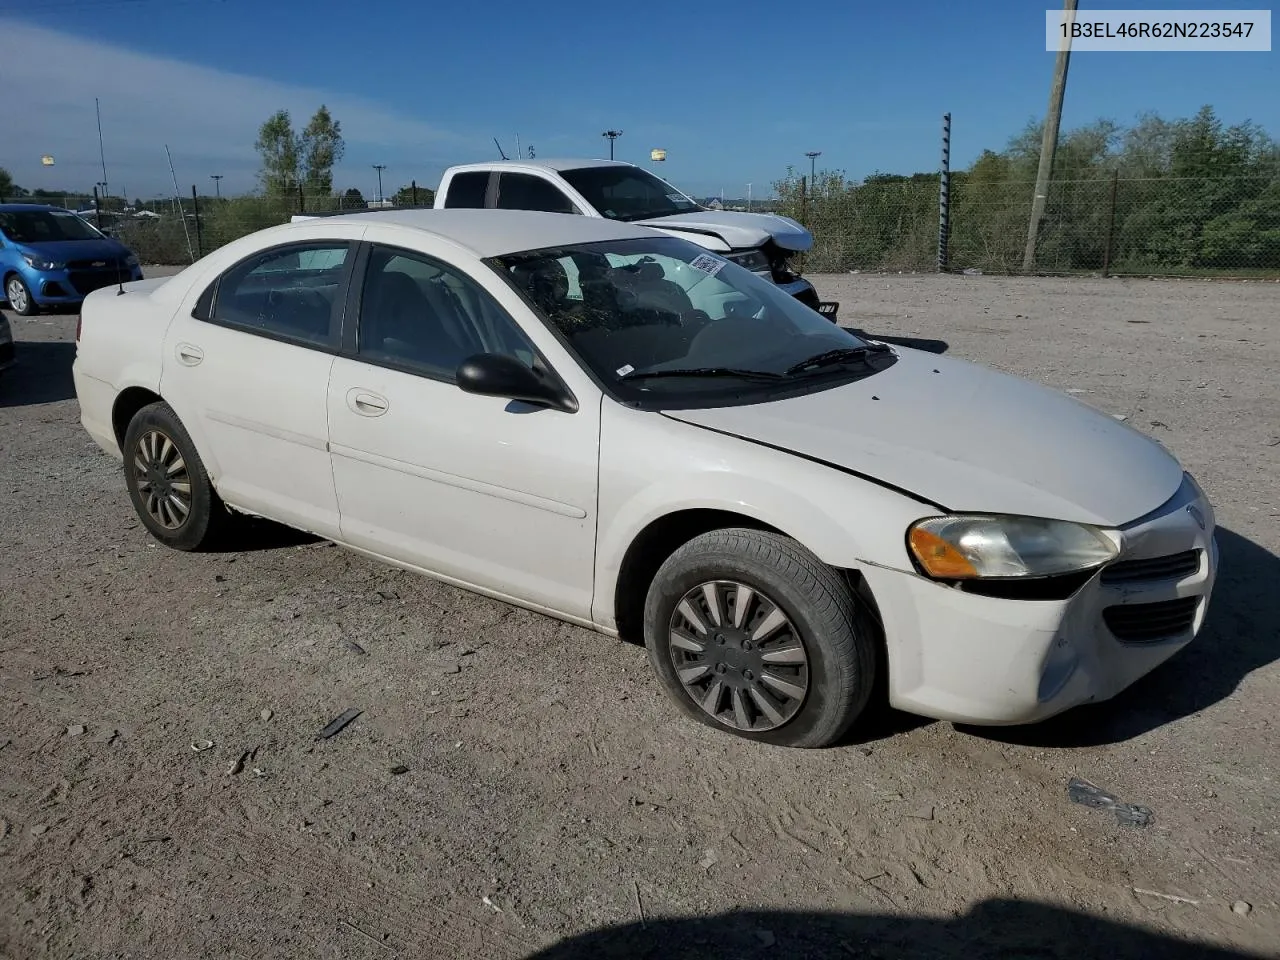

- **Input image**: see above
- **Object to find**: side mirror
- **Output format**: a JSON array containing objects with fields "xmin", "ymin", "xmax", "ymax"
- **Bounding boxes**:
[{"xmin": 456, "ymin": 353, "xmax": 578, "ymax": 413}]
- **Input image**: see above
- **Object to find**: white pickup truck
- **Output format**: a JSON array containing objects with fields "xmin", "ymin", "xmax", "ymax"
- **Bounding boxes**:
[{"xmin": 432, "ymin": 159, "xmax": 834, "ymax": 317}]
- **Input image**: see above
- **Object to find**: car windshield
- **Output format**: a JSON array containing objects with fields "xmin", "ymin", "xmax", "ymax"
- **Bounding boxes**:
[
  {"xmin": 493, "ymin": 236, "xmax": 890, "ymax": 405},
  {"xmin": 0, "ymin": 209, "xmax": 103, "ymax": 243},
  {"xmin": 559, "ymin": 167, "xmax": 701, "ymax": 222}
]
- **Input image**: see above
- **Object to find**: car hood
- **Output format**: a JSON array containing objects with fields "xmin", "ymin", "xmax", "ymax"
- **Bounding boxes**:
[
  {"xmin": 635, "ymin": 211, "xmax": 813, "ymax": 253},
  {"xmin": 18, "ymin": 237, "xmax": 129, "ymax": 262},
  {"xmin": 661, "ymin": 347, "xmax": 1185, "ymax": 528}
]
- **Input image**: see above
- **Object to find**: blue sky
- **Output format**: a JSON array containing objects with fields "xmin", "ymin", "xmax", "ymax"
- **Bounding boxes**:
[{"xmin": 1, "ymin": 0, "xmax": 1275, "ymax": 200}]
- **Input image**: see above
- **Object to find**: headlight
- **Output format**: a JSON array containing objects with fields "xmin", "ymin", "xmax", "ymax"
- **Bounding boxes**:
[
  {"xmin": 907, "ymin": 515, "xmax": 1120, "ymax": 580},
  {"xmin": 726, "ymin": 249, "xmax": 770, "ymax": 273},
  {"xmin": 22, "ymin": 253, "xmax": 65, "ymax": 271}
]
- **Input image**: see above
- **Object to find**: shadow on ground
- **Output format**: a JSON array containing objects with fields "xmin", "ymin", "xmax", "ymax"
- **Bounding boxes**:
[
  {"xmin": 963, "ymin": 526, "xmax": 1279, "ymax": 748},
  {"xmin": 522, "ymin": 902, "xmax": 1265, "ymax": 959},
  {"xmin": 0, "ymin": 339, "xmax": 76, "ymax": 407}
]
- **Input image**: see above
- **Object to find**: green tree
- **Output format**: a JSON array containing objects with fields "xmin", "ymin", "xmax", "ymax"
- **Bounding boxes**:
[
  {"xmin": 392, "ymin": 184, "xmax": 434, "ymax": 207},
  {"xmin": 343, "ymin": 187, "xmax": 366, "ymax": 207},
  {"xmin": 301, "ymin": 105, "xmax": 344, "ymax": 196},
  {"xmin": 255, "ymin": 110, "xmax": 300, "ymax": 197},
  {"xmin": 0, "ymin": 166, "xmax": 17, "ymax": 198}
]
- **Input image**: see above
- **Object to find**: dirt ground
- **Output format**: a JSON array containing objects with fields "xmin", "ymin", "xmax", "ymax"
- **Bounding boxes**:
[{"xmin": 1, "ymin": 270, "xmax": 1278, "ymax": 959}]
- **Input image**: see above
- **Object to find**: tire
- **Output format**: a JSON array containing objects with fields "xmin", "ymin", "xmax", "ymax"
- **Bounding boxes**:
[
  {"xmin": 122, "ymin": 401, "xmax": 231, "ymax": 551},
  {"xmin": 643, "ymin": 528, "xmax": 878, "ymax": 748},
  {"xmin": 5, "ymin": 274, "xmax": 38, "ymax": 316}
]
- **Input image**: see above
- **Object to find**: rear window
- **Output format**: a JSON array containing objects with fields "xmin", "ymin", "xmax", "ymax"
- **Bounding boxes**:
[{"xmin": 443, "ymin": 172, "xmax": 489, "ymax": 209}]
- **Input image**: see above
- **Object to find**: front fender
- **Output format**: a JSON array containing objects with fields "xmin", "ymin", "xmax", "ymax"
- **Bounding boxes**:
[{"xmin": 592, "ymin": 403, "xmax": 936, "ymax": 628}]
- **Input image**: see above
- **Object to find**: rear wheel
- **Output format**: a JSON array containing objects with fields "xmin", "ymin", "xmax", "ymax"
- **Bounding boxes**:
[
  {"xmin": 5, "ymin": 275, "xmax": 38, "ymax": 316},
  {"xmin": 643, "ymin": 528, "xmax": 877, "ymax": 748},
  {"xmin": 123, "ymin": 401, "xmax": 231, "ymax": 551}
]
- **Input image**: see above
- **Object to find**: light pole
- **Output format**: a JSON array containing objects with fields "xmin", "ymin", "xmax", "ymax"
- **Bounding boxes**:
[
  {"xmin": 372, "ymin": 164, "xmax": 387, "ymax": 203},
  {"xmin": 602, "ymin": 129, "xmax": 623, "ymax": 160},
  {"xmin": 805, "ymin": 151, "xmax": 821, "ymax": 186},
  {"xmin": 210, "ymin": 175, "xmax": 223, "ymax": 199}
]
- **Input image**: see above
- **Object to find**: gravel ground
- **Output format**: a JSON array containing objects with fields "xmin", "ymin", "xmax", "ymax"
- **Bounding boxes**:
[{"xmin": 1, "ymin": 270, "xmax": 1278, "ymax": 959}]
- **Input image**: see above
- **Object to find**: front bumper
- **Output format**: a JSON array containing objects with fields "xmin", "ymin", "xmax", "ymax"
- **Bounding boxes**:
[
  {"xmin": 861, "ymin": 474, "xmax": 1219, "ymax": 725},
  {"xmin": 20, "ymin": 264, "xmax": 144, "ymax": 305}
]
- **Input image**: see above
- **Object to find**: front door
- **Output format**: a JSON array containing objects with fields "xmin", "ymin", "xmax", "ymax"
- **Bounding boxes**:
[{"xmin": 326, "ymin": 242, "xmax": 600, "ymax": 619}]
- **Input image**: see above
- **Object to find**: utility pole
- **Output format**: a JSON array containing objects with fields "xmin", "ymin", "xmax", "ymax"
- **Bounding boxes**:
[
  {"xmin": 372, "ymin": 164, "xmax": 387, "ymax": 203},
  {"xmin": 747, "ymin": 182, "xmax": 752, "ymax": 211},
  {"xmin": 805, "ymin": 151, "xmax": 821, "ymax": 187},
  {"xmin": 1024, "ymin": 0, "xmax": 1079, "ymax": 272},
  {"xmin": 210, "ymin": 174, "xmax": 223, "ymax": 199},
  {"xmin": 602, "ymin": 129, "xmax": 623, "ymax": 160}
]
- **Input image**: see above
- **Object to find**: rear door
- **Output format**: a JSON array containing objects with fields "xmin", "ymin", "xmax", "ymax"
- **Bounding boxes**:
[{"xmin": 159, "ymin": 238, "xmax": 359, "ymax": 537}]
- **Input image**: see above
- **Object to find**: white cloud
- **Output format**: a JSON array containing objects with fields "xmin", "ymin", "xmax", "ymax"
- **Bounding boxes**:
[{"xmin": 0, "ymin": 19, "xmax": 472, "ymax": 197}]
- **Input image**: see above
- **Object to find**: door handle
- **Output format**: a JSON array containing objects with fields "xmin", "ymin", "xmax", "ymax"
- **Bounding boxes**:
[
  {"xmin": 347, "ymin": 388, "xmax": 389, "ymax": 416},
  {"xmin": 175, "ymin": 343, "xmax": 204, "ymax": 366}
]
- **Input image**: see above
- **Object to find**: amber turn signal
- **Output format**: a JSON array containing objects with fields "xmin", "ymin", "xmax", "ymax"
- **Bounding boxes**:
[{"xmin": 908, "ymin": 527, "xmax": 981, "ymax": 579}]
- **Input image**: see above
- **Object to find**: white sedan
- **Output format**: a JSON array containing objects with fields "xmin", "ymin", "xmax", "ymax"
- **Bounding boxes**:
[{"xmin": 72, "ymin": 209, "xmax": 1219, "ymax": 748}]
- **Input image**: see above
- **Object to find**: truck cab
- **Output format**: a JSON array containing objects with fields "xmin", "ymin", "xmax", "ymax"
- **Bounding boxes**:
[{"xmin": 433, "ymin": 159, "xmax": 834, "ymax": 318}]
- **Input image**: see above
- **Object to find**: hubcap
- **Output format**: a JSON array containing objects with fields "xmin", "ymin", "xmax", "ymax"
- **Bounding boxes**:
[
  {"xmin": 668, "ymin": 580, "xmax": 809, "ymax": 732},
  {"xmin": 133, "ymin": 429, "xmax": 192, "ymax": 530},
  {"xmin": 7, "ymin": 279, "xmax": 27, "ymax": 312}
]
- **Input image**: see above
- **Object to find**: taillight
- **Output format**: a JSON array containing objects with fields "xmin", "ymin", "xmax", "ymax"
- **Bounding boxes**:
[{"xmin": 76, "ymin": 314, "xmax": 83, "ymax": 342}]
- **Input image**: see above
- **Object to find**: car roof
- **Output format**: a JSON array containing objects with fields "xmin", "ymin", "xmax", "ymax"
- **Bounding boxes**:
[
  {"xmin": 447, "ymin": 158, "xmax": 630, "ymax": 174},
  {"xmin": 285, "ymin": 207, "xmax": 663, "ymax": 258}
]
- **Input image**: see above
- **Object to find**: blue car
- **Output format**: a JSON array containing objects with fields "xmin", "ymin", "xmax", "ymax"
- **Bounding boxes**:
[{"xmin": 0, "ymin": 204, "xmax": 143, "ymax": 316}]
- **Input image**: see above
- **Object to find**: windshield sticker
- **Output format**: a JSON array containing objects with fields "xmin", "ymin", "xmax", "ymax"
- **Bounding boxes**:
[
  {"xmin": 689, "ymin": 253, "xmax": 728, "ymax": 277},
  {"xmin": 668, "ymin": 193, "xmax": 692, "ymax": 205},
  {"xmin": 615, "ymin": 363, "xmax": 635, "ymax": 377}
]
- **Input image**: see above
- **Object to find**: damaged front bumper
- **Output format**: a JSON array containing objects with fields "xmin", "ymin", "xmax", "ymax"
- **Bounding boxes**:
[{"xmin": 859, "ymin": 474, "xmax": 1219, "ymax": 726}]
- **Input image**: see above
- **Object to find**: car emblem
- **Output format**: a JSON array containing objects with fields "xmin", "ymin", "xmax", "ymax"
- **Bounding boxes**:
[
  {"xmin": 1186, "ymin": 504, "xmax": 1206, "ymax": 530},
  {"xmin": 92, "ymin": 261, "xmax": 106, "ymax": 267}
]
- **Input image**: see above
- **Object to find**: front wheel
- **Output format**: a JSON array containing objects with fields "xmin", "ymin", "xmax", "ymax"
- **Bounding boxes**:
[
  {"xmin": 5, "ymin": 275, "xmax": 38, "ymax": 316},
  {"xmin": 122, "ymin": 401, "xmax": 231, "ymax": 551},
  {"xmin": 643, "ymin": 528, "xmax": 878, "ymax": 748}
]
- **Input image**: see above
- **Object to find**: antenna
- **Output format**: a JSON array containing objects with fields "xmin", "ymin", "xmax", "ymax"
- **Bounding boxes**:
[
  {"xmin": 165, "ymin": 145, "xmax": 195, "ymax": 262},
  {"xmin": 95, "ymin": 97, "xmax": 109, "ymax": 200},
  {"xmin": 493, "ymin": 137, "xmax": 509, "ymax": 160}
]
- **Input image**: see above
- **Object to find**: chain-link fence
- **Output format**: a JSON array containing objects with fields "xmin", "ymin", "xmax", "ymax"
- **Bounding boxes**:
[
  {"xmin": 6, "ymin": 170, "xmax": 1278, "ymax": 277},
  {"xmin": 771, "ymin": 170, "xmax": 1280, "ymax": 277},
  {"xmin": 1, "ymin": 181, "xmax": 436, "ymax": 265}
]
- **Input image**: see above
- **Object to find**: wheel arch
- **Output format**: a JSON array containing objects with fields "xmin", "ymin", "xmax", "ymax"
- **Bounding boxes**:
[
  {"xmin": 611, "ymin": 507, "xmax": 884, "ymax": 651},
  {"xmin": 111, "ymin": 386, "xmax": 165, "ymax": 450}
]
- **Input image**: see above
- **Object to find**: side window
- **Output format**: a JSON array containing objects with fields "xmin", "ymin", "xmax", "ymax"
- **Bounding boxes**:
[
  {"xmin": 357, "ymin": 245, "xmax": 540, "ymax": 381},
  {"xmin": 496, "ymin": 173, "xmax": 580, "ymax": 214},
  {"xmin": 442, "ymin": 172, "xmax": 490, "ymax": 209},
  {"xmin": 201, "ymin": 242, "xmax": 350, "ymax": 346}
]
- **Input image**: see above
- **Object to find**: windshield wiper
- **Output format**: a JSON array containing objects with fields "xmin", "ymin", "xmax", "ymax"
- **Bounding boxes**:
[
  {"xmin": 784, "ymin": 344, "xmax": 892, "ymax": 376},
  {"xmin": 620, "ymin": 366, "xmax": 787, "ymax": 383}
]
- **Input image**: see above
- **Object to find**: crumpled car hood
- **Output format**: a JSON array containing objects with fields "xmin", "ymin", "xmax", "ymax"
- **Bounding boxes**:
[
  {"xmin": 661, "ymin": 347, "xmax": 1185, "ymax": 528},
  {"xmin": 636, "ymin": 211, "xmax": 813, "ymax": 253}
]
